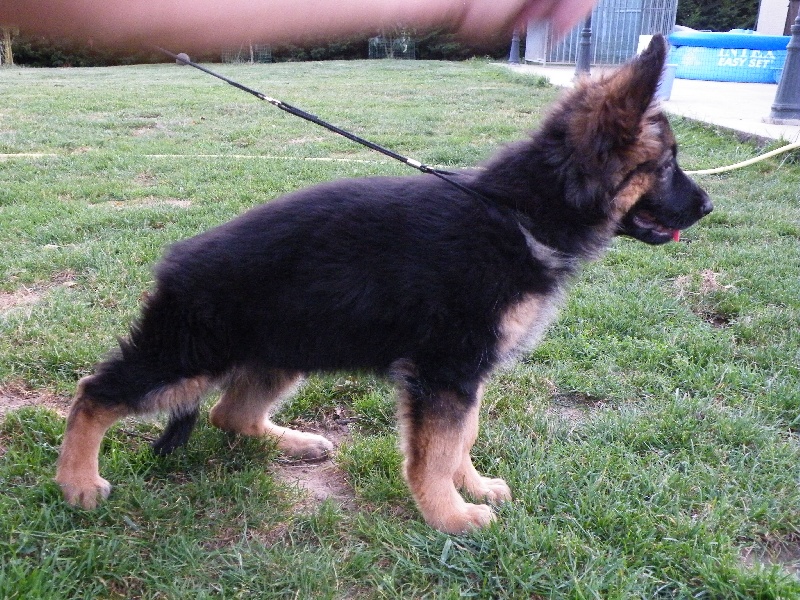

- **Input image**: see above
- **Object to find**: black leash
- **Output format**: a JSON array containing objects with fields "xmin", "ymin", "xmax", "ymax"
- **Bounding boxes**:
[{"xmin": 156, "ymin": 47, "xmax": 491, "ymax": 203}]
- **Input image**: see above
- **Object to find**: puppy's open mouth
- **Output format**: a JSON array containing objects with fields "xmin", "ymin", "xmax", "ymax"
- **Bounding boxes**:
[
  {"xmin": 619, "ymin": 208, "xmax": 683, "ymax": 245},
  {"xmin": 632, "ymin": 210, "xmax": 682, "ymax": 242}
]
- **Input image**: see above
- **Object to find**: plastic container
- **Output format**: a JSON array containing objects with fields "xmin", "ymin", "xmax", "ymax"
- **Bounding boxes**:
[{"xmin": 668, "ymin": 30, "xmax": 790, "ymax": 83}]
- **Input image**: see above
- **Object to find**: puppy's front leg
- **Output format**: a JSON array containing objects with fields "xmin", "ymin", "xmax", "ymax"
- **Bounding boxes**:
[
  {"xmin": 452, "ymin": 392, "xmax": 511, "ymax": 504},
  {"xmin": 398, "ymin": 386, "xmax": 496, "ymax": 534}
]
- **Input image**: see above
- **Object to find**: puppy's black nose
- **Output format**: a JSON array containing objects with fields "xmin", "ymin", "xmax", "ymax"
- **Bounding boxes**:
[{"xmin": 697, "ymin": 189, "xmax": 713, "ymax": 216}]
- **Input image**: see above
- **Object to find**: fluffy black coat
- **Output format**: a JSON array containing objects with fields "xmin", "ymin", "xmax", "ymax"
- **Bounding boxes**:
[{"xmin": 89, "ymin": 169, "xmax": 577, "ymax": 450}]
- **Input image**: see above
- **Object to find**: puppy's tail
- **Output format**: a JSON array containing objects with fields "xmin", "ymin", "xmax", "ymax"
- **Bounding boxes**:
[{"xmin": 152, "ymin": 407, "xmax": 200, "ymax": 456}]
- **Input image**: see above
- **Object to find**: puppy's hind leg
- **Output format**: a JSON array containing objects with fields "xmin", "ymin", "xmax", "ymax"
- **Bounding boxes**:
[
  {"xmin": 57, "ymin": 284, "xmax": 223, "ymax": 508},
  {"xmin": 397, "ymin": 379, "xmax": 498, "ymax": 535},
  {"xmin": 209, "ymin": 368, "xmax": 333, "ymax": 460},
  {"xmin": 56, "ymin": 366, "xmax": 212, "ymax": 509},
  {"xmin": 55, "ymin": 376, "xmax": 129, "ymax": 509}
]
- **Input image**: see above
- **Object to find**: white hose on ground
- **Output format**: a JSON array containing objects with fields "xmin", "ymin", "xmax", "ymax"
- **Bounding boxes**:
[{"xmin": 685, "ymin": 141, "xmax": 800, "ymax": 175}]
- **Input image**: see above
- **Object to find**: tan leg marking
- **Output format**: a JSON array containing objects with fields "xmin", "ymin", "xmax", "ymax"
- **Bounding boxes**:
[
  {"xmin": 399, "ymin": 389, "xmax": 498, "ymax": 535},
  {"xmin": 55, "ymin": 376, "xmax": 128, "ymax": 509},
  {"xmin": 209, "ymin": 369, "xmax": 333, "ymax": 460},
  {"xmin": 452, "ymin": 388, "xmax": 511, "ymax": 504}
]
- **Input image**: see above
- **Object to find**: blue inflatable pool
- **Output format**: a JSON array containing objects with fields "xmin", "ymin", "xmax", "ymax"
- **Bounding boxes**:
[{"xmin": 668, "ymin": 30, "xmax": 790, "ymax": 83}]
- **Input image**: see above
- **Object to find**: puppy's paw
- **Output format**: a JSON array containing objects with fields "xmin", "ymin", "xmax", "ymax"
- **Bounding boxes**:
[
  {"xmin": 456, "ymin": 470, "xmax": 512, "ymax": 504},
  {"xmin": 277, "ymin": 431, "xmax": 334, "ymax": 461},
  {"xmin": 56, "ymin": 475, "xmax": 111, "ymax": 510},
  {"xmin": 474, "ymin": 476, "xmax": 512, "ymax": 504},
  {"xmin": 434, "ymin": 502, "xmax": 495, "ymax": 535}
]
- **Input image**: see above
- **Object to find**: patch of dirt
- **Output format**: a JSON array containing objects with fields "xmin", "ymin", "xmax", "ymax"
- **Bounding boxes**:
[
  {"xmin": 741, "ymin": 533, "xmax": 800, "ymax": 576},
  {"xmin": 674, "ymin": 270, "xmax": 736, "ymax": 328},
  {"xmin": 275, "ymin": 458, "xmax": 356, "ymax": 510},
  {"xmin": 541, "ymin": 377, "xmax": 607, "ymax": 427},
  {"xmin": 272, "ymin": 419, "xmax": 358, "ymax": 511},
  {"xmin": 674, "ymin": 269, "xmax": 734, "ymax": 299},
  {"xmin": 0, "ymin": 287, "xmax": 41, "ymax": 315},
  {"xmin": 0, "ymin": 382, "xmax": 71, "ymax": 419},
  {"xmin": 132, "ymin": 125, "xmax": 157, "ymax": 137},
  {"xmin": 134, "ymin": 171, "xmax": 157, "ymax": 186},
  {"xmin": 700, "ymin": 311, "xmax": 732, "ymax": 328},
  {"xmin": 51, "ymin": 270, "xmax": 78, "ymax": 285},
  {"xmin": 700, "ymin": 270, "xmax": 733, "ymax": 295},
  {"xmin": 549, "ymin": 391, "xmax": 608, "ymax": 426},
  {"xmin": 0, "ymin": 271, "xmax": 78, "ymax": 316},
  {"xmin": 202, "ymin": 420, "xmax": 358, "ymax": 552}
]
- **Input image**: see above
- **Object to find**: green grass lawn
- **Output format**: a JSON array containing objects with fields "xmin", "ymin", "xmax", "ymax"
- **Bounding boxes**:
[{"xmin": 1, "ymin": 59, "xmax": 799, "ymax": 599}]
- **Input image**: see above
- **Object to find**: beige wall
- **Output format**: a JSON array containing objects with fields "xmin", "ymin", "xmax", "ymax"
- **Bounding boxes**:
[{"xmin": 756, "ymin": 0, "xmax": 790, "ymax": 34}]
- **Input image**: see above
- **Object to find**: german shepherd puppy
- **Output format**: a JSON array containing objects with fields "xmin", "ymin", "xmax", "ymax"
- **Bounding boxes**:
[{"xmin": 56, "ymin": 35, "xmax": 711, "ymax": 534}]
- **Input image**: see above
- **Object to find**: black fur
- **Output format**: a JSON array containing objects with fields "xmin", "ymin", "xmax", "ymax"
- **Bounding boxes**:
[
  {"xmin": 152, "ymin": 408, "xmax": 199, "ymax": 456},
  {"xmin": 112, "ymin": 175, "xmax": 567, "ymax": 403}
]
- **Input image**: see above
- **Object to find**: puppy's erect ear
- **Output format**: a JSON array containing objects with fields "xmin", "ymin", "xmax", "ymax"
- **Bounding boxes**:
[
  {"xmin": 622, "ymin": 34, "xmax": 668, "ymax": 118},
  {"xmin": 568, "ymin": 34, "xmax": 668, "ymax": 155}
]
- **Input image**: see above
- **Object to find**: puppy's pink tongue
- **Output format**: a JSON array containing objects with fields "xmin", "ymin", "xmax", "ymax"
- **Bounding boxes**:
[{"xmin": 672, "ymin": 230, "xmax": 681, "ymax": 242}]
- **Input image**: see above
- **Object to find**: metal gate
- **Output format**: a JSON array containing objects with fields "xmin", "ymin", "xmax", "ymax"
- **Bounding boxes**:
[
  {"xmin": 525, "ymin": 0, "xmax": 678, "ymax": 65},
  {"xmin": 221, "ymin": 43, "xmax": 272, "ymax": 64},
  {"xmin": 368, "ymin": 34, "xmax": 416, "ymax": 59}
]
